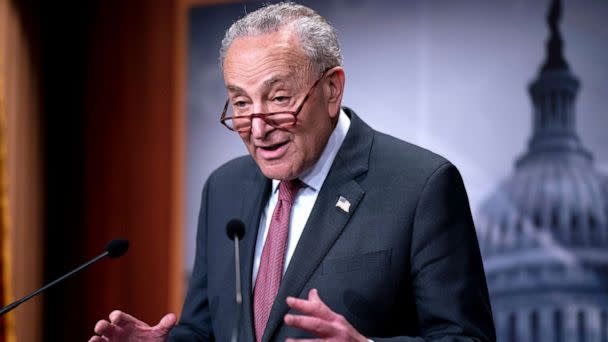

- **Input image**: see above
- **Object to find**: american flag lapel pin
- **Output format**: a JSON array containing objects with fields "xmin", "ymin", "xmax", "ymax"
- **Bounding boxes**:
[{"xmin": 336, "ymin": 196, "xmax": 351, "ymax": 213}]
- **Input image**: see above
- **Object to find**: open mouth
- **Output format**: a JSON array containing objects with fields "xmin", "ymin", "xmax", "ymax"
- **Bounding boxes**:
[
  {"xmin": 256, "ymin": 140, "xmax": 290, "ymax": 160},
  {"xmin": 259, "ymin": 141, "xmax": 289, "ymax": 151}
]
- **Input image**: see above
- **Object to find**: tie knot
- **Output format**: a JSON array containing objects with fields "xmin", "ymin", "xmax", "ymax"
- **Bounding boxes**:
[{"xmin": 278, "ymin": 179, "xmax": 302, "ymax": 203}]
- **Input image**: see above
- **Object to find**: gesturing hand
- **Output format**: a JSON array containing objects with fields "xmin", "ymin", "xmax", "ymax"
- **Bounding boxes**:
[
  {"xmin": 88, "ymin": 310, "xmax": 176, "ymax": 342},
  {"xmin": 284, "ymin": 289, "xmax": 368, "ymax": 342}
]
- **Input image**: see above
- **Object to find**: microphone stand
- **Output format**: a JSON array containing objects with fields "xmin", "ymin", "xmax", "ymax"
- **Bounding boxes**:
[{"xmin": 231, "ymin": 237, "xmax": 243, "ymax": 342}]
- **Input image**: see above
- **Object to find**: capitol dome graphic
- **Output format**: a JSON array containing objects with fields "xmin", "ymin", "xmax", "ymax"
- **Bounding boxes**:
[{"xmin": 476, "ymin": 0, "xmax": 608, "ymax": 341}]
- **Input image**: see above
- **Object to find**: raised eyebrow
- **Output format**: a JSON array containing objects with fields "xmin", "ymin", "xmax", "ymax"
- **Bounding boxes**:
[
  {"xmin": 262, "ymin": 76, "xmax": 287, "ymax": 90},
  {"xmin": 226, "ymin": 85, "xmax": 245, "ymax": 94},
  {"xmin": 226, "ymin": 75, "xmax": 294, "ymax": 94}
]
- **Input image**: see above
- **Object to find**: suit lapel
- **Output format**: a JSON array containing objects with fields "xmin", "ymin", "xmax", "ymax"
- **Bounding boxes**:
[
  {"xmin": 239, "ymin": 169, "xmax": 271, "ymax": 341},
  {"xmin": 262, "ymin": 109, "xmax": 374, "ymax": 341}
]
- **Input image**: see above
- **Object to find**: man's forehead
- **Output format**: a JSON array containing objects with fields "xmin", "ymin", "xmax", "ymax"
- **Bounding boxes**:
[
  {"xmin": 223, "ymin": 53, "xmax": 312, "ymax": 93},
  {"xmin": 225, "ymin": 71, "xmax": 301, "ymax": 93},
  {"xmin": 222, "ymin": 28, "xmax": 312, "ymax": 83}
]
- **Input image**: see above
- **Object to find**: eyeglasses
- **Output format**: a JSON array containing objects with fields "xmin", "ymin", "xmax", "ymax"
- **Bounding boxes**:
[{"xmin": 220, "ymin": 70, "xmax": 329, "ymax": 133}]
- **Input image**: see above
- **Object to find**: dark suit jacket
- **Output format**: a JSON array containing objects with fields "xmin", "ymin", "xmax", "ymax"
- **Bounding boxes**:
[{"xmin": 169, "ymin": 108, "xmax": 495, "ymax": 341}]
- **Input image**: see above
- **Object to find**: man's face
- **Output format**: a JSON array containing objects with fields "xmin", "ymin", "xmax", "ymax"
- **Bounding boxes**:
[{"xmin": 223, "ymin": 28, "xmax": 339, "ymax": 180}]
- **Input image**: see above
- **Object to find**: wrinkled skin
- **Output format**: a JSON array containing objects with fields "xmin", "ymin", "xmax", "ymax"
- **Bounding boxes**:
[
  {"xmin": 223, "ymin": 27, "xmax": 344, "ymax": 181},
  {"xmin": 88, "ymin": 310, "xmax": 176, "ymax": 342}
]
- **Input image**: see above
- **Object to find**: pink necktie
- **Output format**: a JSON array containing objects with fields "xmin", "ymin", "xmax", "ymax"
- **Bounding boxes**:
[{"xmin": 253, "ymin": 179, "xmax": 302, "ymax": 342}]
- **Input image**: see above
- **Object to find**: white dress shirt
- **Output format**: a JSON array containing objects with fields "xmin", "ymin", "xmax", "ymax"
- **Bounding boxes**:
[{"xmin": 252, "ymin": 109, "xmax": 351, "ymax": 286}]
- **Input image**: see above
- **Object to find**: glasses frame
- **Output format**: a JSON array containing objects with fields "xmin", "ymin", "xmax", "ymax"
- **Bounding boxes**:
[{"xmin": 220, "ymin": 68, "xmax": 331, "ymax": 133}]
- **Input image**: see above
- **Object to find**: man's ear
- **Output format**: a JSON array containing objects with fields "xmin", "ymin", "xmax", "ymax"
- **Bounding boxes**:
[{"xmin": 324, "ymin": 67, "xmax": 345, "ymax": 119}]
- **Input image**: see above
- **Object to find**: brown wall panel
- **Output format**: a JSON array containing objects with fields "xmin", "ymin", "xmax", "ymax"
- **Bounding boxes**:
[
  {"xmin": 82, "ymin": 0, "xmax": 180, "ymax": 336},
  {"xmin": 1, "ymin": 0, "xmax": 43, "ymax": 340},
  {"xmin": 58, "ymin": 0, "xmax": 238, "ymax": 338}
]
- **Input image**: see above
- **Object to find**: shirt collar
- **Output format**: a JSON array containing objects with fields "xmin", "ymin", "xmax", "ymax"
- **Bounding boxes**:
[{"xmin": 271, "ymin": 108, "xmax": 351, "ymax": 193}]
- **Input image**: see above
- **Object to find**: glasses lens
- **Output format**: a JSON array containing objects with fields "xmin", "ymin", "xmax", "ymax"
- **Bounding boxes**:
[
  {"xmin": 230, "ymin": 116, "xmax": 251, "ymax": 132},
  {"xmin": 265, "ymin": 112, "xmax": 296, "ymax": 128},
  {"xmin": 223, "ymin": 105, "xmax": 250, "ymax": 132},
  {"xmin": 223, "ymin": 109, "xmax": 296, "ymax": 132}
]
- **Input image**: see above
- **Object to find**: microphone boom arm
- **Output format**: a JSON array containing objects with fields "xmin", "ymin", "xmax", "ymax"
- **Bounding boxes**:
[
  {"xmin": 0, "ymin": 238, "xmax": 129, "ymax": 316},
  {"xmin": 0, "ymin": 251, "xmax": 109, "ymax": 316}
]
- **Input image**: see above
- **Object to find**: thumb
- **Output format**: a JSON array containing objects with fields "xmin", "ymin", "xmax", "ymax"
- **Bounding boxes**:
[
  {"xmin": 308, "ymin": 288, "xmax": 321, "ymax": 301},
  {"xmin": 153, "ymin": 313, "xmax": 177, "ymax": 332}
]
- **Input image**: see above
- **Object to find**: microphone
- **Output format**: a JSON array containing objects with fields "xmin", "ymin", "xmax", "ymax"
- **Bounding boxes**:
[
  {"xmin": 226, "ymin": 219, "xmax": 245, "ymax": 240},
  {"xmin": 105, "ymin": 239, "xmax": 129, "ymax": 258},
  {"xmin": 226, "ymin": 219, "xmax": 245, "ymax": 342},
  {"xmin": 0, "ymin": 239, "xmax": 130, "ymax": 316}
]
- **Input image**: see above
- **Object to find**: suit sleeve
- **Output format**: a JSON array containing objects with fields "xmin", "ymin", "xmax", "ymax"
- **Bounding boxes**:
[
  {"xmin": 168, "ymin": 179, "xmax": 214, "ymax": 341},
  {"xmin": 373, "ymin": 162, "xmax": 496, "ymax": 342}
]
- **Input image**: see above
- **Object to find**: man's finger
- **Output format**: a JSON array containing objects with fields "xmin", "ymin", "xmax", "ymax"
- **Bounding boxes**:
[
  {"xmin": 286, "ymin": 289, "xmax": 332, "ymax": 319},
  {"xmin": 153, "ymin": 313, "xmax": 178, "ymax": 332},
  {"xmin": 158, "ymin": 313, "xmax": 178, "ymax": 328},
  {"xmin": 93, "ymin": 320, "xmax": 117, "ymax": 338},
  {"xmin": 309, "ymin": 288, "xmax": 327, "ymax": 303},
  {"xmin": 284, "ymin": 313, "xmax": 335, "ymax": 336},
  {"xmin": 285, "ymin": 296, "xmax": 312, "ymax": 312},
  {"xmin": 88, "ymin": 335, "xmax": 109, "ymax": 342},
  {"xmin": 109, "ymin": 310, "xmax": 140, "ymax": 327}
]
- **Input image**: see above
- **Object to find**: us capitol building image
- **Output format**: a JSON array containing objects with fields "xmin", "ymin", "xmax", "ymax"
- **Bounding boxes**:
[{"xmin": 476, "ymin": 0, "xmax": 608, "ymax": 341}]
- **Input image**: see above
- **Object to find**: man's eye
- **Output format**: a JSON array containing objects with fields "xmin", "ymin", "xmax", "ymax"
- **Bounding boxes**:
[
  {"xmin": 273, "ymin": 96, "xmax": 290, "ymax": 103},
  {"xmin": 233, "ymin": 101, "xmax": 248, "ymax": 108}
]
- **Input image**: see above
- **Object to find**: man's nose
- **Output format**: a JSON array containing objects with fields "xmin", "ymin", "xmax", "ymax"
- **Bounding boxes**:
[{"xmin": 250, "ymin": 116, "xmax": 272, "ymax": 139}]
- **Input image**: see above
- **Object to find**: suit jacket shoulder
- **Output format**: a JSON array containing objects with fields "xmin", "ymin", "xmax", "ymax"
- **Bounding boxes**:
[
  {"xmin": 341, "ymin": 107, "xmax": 453, "ymax": 209},
  {"xmin": 207, "ymin": 155, "xmax": 260, "ymax": 186},
  {"xmin": 371, "ymin": 130, "xmax": 449, "ymax": 173}
]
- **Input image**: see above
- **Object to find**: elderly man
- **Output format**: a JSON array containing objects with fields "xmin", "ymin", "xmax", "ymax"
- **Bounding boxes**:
[{"xmin": 90, "ymin": 2, "xmax": 495, "ymax": 342}]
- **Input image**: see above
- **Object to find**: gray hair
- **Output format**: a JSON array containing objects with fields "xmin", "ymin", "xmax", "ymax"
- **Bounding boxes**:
[{"xmin": 219, "ymin": 2, "xmax": 343, "ymax": 73}]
